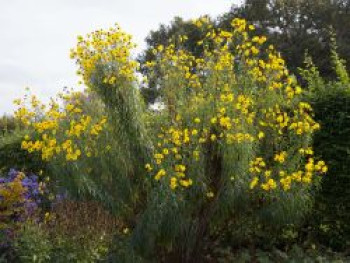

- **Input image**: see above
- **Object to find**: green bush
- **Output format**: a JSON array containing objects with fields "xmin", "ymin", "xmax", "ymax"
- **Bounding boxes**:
[
  {"xmin": 0, "ymin": 115, "xmax": 18, "ymax": 136},
  {"xmin": 47, "ymin": 201, "xmax": 116, "ymax": 262},
  {"xmin": 301, "ymin": 46, "xmax": 350, "ymax": 251},
  {"xmin": 0, "ymin": 131, "xmax": 45, "ymax": 174},
  {"xmin": 212, "ymin": 245, "xmax": 349, "ymax": 262},
  {"xmin": 11, "ymin": 201, "xmax": 117, "ymax": 263},
  {"xmin": 14, "ymin": 221, "xmax": 52, "ymax": 263}
]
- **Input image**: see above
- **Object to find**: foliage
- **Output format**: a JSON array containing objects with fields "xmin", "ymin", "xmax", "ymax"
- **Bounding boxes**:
[
  {"xmin": 213, "ymin": 245, "xmax": 350, "ymax": 262},
  {"xmin": 0, "ymin": 170, "xmax": 47, "ymax": 261},
  {"xmin": 45, "ymin": 200, "xmax": 117, "ymax": 262},
  {"xmin": 14, "ymin": 221, "xmax": 52, "ymax": 263},
  {"xmin": 300, "ymin": 44, "xmax": 350, "ymax": 251},
  {"xmin": 0, "ymin": 131, "xmax": 45, "ymax": 174},
  {"xmin": 0, "ymin": 103, "xmax": 44, "ymax": 174},
  {"xmin": 0, "ymin": 170, "xmax": 44, "ymax": 230},
  {"xmin": 11, "ymin": 199, "xmax": 118, "ymax": 262},
  {"xmin": 0, "ymin": 115, "xmax": 18, "ymax": 136}
]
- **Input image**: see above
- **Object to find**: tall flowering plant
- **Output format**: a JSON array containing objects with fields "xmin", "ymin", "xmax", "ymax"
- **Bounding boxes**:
[{"xmin": 13, "ymin": 18, "xmax": 327, "ymax": 261}]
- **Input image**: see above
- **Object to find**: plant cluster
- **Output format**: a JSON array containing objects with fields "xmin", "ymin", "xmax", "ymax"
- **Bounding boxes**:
[
  {"xmin": 8, "ymin": 18, "xmax": 332, "ymax": 261},
  {"xmin": 0, "ymin": 169, "xmax": 45, "ymax": 229},
  {"xmin": 13, "ymin": 200, "xmax": 118, "ymax": 263},
  {"xmin": 142, "ymin": 18, "xmax": 326, "ymax": 195},
  {"xmin": 14, "ymin": 91, "xmax": 107, "ymax": 162},
  {"xmin": 0, "ymin": 169, "xmax": 48, "ymax": 261}
]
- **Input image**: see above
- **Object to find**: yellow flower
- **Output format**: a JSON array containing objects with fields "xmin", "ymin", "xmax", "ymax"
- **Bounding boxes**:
[
  {"xmin": 170, "ymin": 177, "xmax": 178, "ymax": 190},
  {"xmin": 145, "ymin": 163, "xmax": 153, "ymax": 172},
  {"xmin": 258, "ymin": 131, "xmax": 265, "ymax": 139},
  {"xmin": 176, "ymin": 172, "xmax": 186, "ymax": 178},
  {"xmin": 162, "ymin": 148, "xmax": 169, "ymax": 155},
  {"xmin": 264, "ymin": 170, "xmax": 271, "ymax": 177},
  {"xmin": 206, "ymin": 191, "xmax": 214, "ymax": 198},
  {"xmin": 155, "ymin": 169, "xmax": 166, "ymax": 181},
  {"xmin": 219, "ymin": 107, "xmax": 226, "ymax": 114},
  {"xmin": 219, "ymin": 117, "xmax": 231, "ymax": 129},
  {"xmin": 261, "ymin": 183, "xmax": 270, "ymax": 191},
  {"xmin": 249, "ymin": 177, "xmax": 259, "ymax": 189},
  {"xmin": 295, "ymin": 86, "xmax": 302, "ymax": 94},
  {"xmin": 180, "ymin": 179, "xmax": 193, "ymax": 187},
  {"xmin": 157, "ymin": 45, "xmax": 164, "ymax": 52},
  {"xmin": 154, "ymin": 153, "xmax": 164, "ymax": 159},
  {"xmin": 44, "ymin": 212, "xmax": 50, "ymax": 222},
  {"xmin": 274, "ymin": 151, "xmax": 287, "ymax": 163},
  {"xmin": 175, "ymin": 164, "xmax": 186, "ymax": 172},
  {"xmin": 321, "ymin": 166, "xmax": 328, "ymax": 173}
]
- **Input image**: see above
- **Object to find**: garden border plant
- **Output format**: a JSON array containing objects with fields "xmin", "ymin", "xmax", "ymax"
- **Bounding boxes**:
[{"xmin": 12, "ymin": 18, "xmax": 329, "ymax": 262}]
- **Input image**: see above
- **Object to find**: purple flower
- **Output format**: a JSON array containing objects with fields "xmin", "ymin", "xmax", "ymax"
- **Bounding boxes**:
[{"xmin": 0, "ymin": 169, "xmax": 44, "ymax": 221}]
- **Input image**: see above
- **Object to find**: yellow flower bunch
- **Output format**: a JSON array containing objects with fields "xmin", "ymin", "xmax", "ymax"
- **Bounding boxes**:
[
  {"xmin": 144, "ymin": 18, "xmax": 326, "ymax": 192},
  {"xmin": 248, "ymin": 148, "xmax": 328, "ymax": 191},
  {"xmin": 15, "ymin": 90, "xmax": 107, "ymax": 161},
  {"xmin": 249, "ymin": 157, "xmax": 266, "ymax": 174},
  {"xmin": 70, "ymin": 23, "xmax": 138, "ymax": 88},
  {"xmin": 274, "ymin": 151, "xmax": 287, "ymax": 163},
  {"xmin": 147, "ymin": 125, "xmax": 199, "ymax": 190}
]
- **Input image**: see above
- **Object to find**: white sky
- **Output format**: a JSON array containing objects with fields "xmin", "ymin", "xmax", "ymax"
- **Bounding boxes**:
[{"xmin": 0, "ymin": 0, "xmax": 240, "ymax": 115}]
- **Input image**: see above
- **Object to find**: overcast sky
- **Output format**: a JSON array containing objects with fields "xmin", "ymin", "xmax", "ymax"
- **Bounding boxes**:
[{"xmin": 0, "ymin": 0, "xmax": 241, "ymax": 115}]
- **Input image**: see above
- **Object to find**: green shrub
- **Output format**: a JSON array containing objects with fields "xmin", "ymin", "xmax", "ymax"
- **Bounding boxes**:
[
  {"xmin": 0, "ymin": 115, "xmax": 17, "ymax": 136},
  {"xmin": 301, "ymin": 45, "xmax": 350, "ymax": 251},
  {"xmin": 47, "ymin": 200, "xmax": 117, "ymax": 262},
  {"xmin": 213, "ymin": 245, "xmax": 350, "ymax": 262},
  {"xmin": 14, "ymin": 221, "xmax": 52, "ymax": 263},
  {"xmin": 0, "ymin": 131, "xmax": 45, "ymax": 174},
  {"xmin": 12, "ymin": 201, "xmax": 117, "ymax": 263}
]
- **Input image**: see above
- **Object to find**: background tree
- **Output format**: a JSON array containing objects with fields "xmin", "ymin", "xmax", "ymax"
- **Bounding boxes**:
[
  {"xmin": 139, "ymin": 0, "xmax": 350, "ymax": 105},
  {"xmin": 219, "ymin": 0, "xmax": 350, "ymax": 80},
  {"xmin": 138, "ymin": 16, "xmax": 215, "ymax": 105}
]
